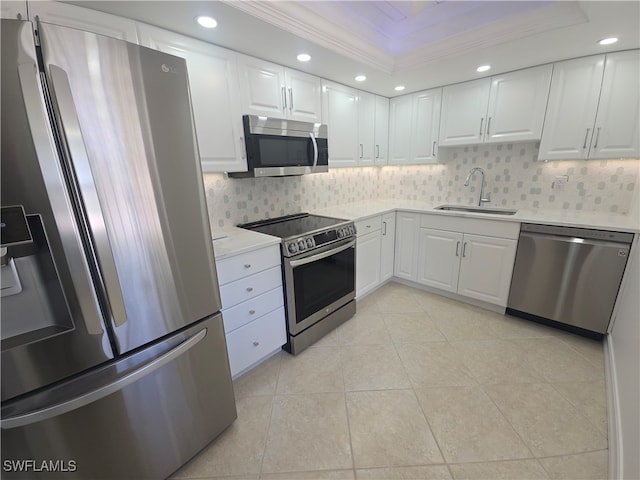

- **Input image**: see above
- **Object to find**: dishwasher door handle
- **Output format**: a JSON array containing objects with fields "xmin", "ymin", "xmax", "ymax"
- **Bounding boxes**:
[{"xmin": 520, "ymin": 231, "xmax": 631, "ymax": 250}]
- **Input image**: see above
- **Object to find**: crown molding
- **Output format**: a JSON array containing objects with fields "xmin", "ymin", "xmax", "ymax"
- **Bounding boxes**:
[
  {"xmin": 383, "ymin": 2, "xmax": 587, "ymax": 72},
  {"xmin": 223, "ymin": 0, "xmax": 395, "ymax": 74}
]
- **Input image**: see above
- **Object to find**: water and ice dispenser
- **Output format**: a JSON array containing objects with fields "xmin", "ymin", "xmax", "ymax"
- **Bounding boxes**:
[{"xmin": 1, "ymin": 206, "xmax": 73, "ymax": 349}]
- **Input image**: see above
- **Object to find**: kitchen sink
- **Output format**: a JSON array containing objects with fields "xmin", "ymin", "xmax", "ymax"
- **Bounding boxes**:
[{"xmin": 434, "ymin": 204, "xmax": 518, "ymax": 215}]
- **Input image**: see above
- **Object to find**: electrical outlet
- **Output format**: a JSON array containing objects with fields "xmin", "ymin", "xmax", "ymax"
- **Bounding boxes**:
[{"xmin": 552, "ymin": 175, "xmax": 569, "ymax": 191}]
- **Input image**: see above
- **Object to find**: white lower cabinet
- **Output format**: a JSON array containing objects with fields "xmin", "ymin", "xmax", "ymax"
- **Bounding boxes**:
[
  {"xmin": 356, "ymin": 213, "xmax": 396, "ymax": 298},
  {"xmin": 417, "ymin": 228, "xmax": 463, "ymax": 292},
  {"xmin": 225, "ymin": 307, "xmax": 286, "ymax": 378},
  {"xmin": 412, "ymin": 214, "xmax": 519, "ymax": 307},
  {"xmin": 394, "ymin": 211, "xmax": 421, "ymax": 281},
  {"xmin": 216, "ymin": 244, "xmax": 286, "ymax": 378},
  {"xmin": 380, "ymin": 212, "xmax": 396, "ymax": 282},
  {"xmin": 456, "ymin": 234, "xmax": 517, "ymax": 306},
  {"xmin": 356, "ymin": 215, "xmax": 383, "ymax": 298}
]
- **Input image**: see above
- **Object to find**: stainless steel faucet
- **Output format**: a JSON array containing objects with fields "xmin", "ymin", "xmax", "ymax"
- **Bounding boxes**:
[{"xmin": 464, "ymin": 167, "xmax": 491, "ymax": 206}]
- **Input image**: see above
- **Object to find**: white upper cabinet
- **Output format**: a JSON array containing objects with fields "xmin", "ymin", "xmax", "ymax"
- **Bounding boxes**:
[
  {"xmin": 374, "ymin": 95, "xmax": 389, "ymax": 165},
  {"xmin": 357, "ymin": 91, "xmax": 376, "ymax": 166},
  {"xmin": 138, "ymin": 24, "xmax": 246, "ymax": 173},
  {"xmin": 322, "ymin": 81, "xmax": 359, "ymax": 167},
  {"xmin": 538, "ymin": 56, "xmax": 605, "ymax": 160},
  {"xmin": 237, "ymin": 56, "xmax": 322, "ymax": 123},
  {"xmin": 439, "ymin": 78, "xmax": 490, "ymax": 146},
  {"xmin": 484, "ymin": 65, "xmax": 552, "ymax": 143},
  {"xmin": 1, "ymin": 1, "xmax": 26, "ymax": 19},
  {"xmin": 539, "ymin": 51, "xmax": 639, "ymax": 160},
  {"xmin": 592, "ymin": 50, "xmax": 640, "ymax": 159},
  {"xmin": 439, "ymin": 65, "xmax": 552, "ymax": 146},
  {"xmin": 389, "ymin": 88, "xmax": 441, "ymax": 164},
  {"xmin": 411, "ymin": 89, "xmax": 442, "ymax": 163},
  {"xmin": 388, "ymin": 95, "xmax": 413, "ymax": 164},
  {"xmin": 28, "ymin": 1, "xmax": 139, "ymax": 43}
]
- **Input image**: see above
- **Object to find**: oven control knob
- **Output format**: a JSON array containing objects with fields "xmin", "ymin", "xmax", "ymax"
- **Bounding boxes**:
[
  {"xmin": 337, "ymin": 228, "xmax": 344, "ymax": 238},
  {"xmin": 348, "ymin": 225, "xmax": 355, "ymax": 235},
  {"xmin": 306, "ymin": 238, "xmax": 315, "ymax": 248},
  {"xmin": 297, "ymin": 239, "xmax": 306, "ymax": 251},
  {"xmin": 287, "ymin": 242, "xmax": 297, "ymax": 254}
]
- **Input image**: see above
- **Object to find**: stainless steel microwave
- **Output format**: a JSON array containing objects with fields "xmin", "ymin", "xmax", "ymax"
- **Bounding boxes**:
[{"xmin": 229, "ymin": 115, "xmax": 328, "ymax": 178}]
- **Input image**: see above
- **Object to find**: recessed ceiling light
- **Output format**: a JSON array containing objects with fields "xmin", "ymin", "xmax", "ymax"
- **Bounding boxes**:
[
  {"xmin": 297, "ymin": 53, "xmax": 311, "ymax": 62},
  {"xmin": 355, "ymin": 75, "xmax": 367, "ymax": 82},
  {"xmin": 196, "ymin": 16, "xmax": 217, "ymax": 29},
  {"xmin": 598, "ymin": 37, "xmax": 619, "ymax": 45},
  {"xmin": 476, "ymin": 65, "xmax": 491, "ymax": 73},
  {"xmin": 394, "ymin": 85, "xmax": 405, "ymax": 91}
]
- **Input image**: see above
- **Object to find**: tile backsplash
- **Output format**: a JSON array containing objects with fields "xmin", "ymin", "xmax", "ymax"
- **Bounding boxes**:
[{"xmin": 204, "ymin": 142, "xmax": 639, "ymax": 229}]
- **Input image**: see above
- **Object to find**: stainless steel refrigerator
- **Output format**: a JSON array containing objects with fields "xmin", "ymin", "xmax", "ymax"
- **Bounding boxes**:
[{"xmin": 1, "ymin": 18, "xmax": 236, "ymax": 479}]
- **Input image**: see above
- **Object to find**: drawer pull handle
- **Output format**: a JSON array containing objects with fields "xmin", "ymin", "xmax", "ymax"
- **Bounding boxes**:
[
  {"xmin": 253, "ymin": 341, "xmax": 260, "ymax": 347},
  {"xmin": 244, "ymin": 264, "xmax": 251, "ymax": 269},
  {"xmin": 249, "ymin": 309, "xmax": 256, "ymax": 315},
  {"xmin": 246, "ymin": 287, "xmax": 253, "ymax": 292}
]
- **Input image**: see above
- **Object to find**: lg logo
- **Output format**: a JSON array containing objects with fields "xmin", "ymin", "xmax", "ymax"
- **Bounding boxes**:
[{"xmin": 161, "ymin": 64, "xmax": 177, "ymax": 74}]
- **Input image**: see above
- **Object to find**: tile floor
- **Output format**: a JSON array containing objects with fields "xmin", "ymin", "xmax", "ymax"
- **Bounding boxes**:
[{"xmin": 171, "ymin": 282, "xmax": 609, "ymax": 480}]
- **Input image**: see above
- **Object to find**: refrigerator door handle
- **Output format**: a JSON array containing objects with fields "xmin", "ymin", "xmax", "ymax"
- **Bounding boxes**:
[
  {"xmin": 1, "ymin": 328, "xmax": 207, "ymax": 430},
  {"xmin": 47, "ymin": 65, "xmax": 128, "ymax": 328},
  {"xmin": 16, "ymin": 61, "xmax": 106, "ymax": 336}
]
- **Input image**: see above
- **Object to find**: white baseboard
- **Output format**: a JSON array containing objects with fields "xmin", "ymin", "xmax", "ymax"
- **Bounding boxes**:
[{"xmin": 605, "ymin": 334, "xmax": 622, "ymax": 480}]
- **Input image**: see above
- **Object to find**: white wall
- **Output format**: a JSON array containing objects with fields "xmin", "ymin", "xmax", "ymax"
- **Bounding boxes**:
[{"xmin": 608, "ymin": 235, "xmax": 640, "ymax": 480}]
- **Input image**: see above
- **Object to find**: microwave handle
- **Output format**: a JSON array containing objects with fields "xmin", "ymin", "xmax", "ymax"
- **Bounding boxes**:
[{"xmin": 309, "ymin": 132, "xmax": 318, "ymax": 167}]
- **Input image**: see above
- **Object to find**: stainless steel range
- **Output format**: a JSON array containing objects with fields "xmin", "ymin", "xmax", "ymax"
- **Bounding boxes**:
[{"xmin": 239, "ymin": 213, "xmax": 356, "ymax": 354}]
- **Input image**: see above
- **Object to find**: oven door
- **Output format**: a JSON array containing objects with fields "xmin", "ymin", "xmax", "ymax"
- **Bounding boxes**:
[{"xmin": 284, "ymin": 238, "xmax": 355, "ymax": 336}]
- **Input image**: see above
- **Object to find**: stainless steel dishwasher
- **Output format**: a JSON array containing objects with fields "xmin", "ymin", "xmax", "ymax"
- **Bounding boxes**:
[{"xmin": 507, "ymin": 223, "xmax": 633, "ymax": 338}]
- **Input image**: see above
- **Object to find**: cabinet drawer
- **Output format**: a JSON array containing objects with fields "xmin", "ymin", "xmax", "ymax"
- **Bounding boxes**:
[
  {"xmin": 222, "ymin": 287, "xmax": 284, "ymax": 333},
  {"xmin": 216, "ymin": 245, "xmax": 281, "ymax": 285},
  {"xmin": 220, "ymin": 266, "xmax": 282, "ymax": 309},
  {"xmin": 226, "ymin": 307, "xmax": 286, "ymax": 377},
  {"xmin": 355, "ymin": 215, "xmax": 382, "ymax": 236}
]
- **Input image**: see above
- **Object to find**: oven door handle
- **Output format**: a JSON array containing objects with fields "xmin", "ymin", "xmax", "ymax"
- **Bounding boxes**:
[{"xmin": 289, "ymin": 239, "xmax": 355, "ymax": 268}]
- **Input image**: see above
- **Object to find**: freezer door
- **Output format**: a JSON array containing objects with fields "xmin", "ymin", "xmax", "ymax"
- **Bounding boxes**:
[
  {"xmin": 1, "ymin": 314, "xmax": 237, "ymax": 480},
  {"xmin": 1, "ymin": 19, "xmax": 113, "ymax": 402},
  {"xmin": 38, "ymin": 22, "xmax": 222, "ymax": 353}
]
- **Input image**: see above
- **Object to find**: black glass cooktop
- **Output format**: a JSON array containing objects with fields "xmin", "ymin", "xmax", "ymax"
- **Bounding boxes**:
[{"xmin": 238, "ymin": 213, "xmax": 348, "ymax": 239}]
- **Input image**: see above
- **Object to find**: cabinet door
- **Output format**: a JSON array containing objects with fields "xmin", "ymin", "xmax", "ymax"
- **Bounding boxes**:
[
  {"xmin": 591, "ymin": 50, "xmax": 640, "ymax": 159},
  {"xmin": 237, "ymin": 56, "xmax": 286, "ymax": 117},
  {"xmin": 322, "ymin": 81, "xmax": 359, "ymax": 167},
  {"xmin": 458, "ymin": 234, "xmax": 517, "ymax": 307},
  {"xmin": 356, "ymin": 231, "xmax": 382, "ymax": 298},
  {"xmin": 484, "ymin": 65, "xmax": 552, "ymax": 144},
  {"xmin": 374, "ymin": 96, "xmax": 389, "ymax": 165},
  {"xmin": 138, "ymin": 24, "xmax": 246, "ymax": 173},
  {"xmin": 357, "ymin": 91, "xmax": 376, "ymax": 166},
  {"xmin": 538, "ymin": 56, "xmax": 605, "ymax": 161},
  {"xmin": 417, "ymin": 228, "xmax": 462, "ymax": 293},
  {"xmin": 1, "ymin": 1, "xmax": 26, "ymax": 19},
  {"xmin": 28, "ymin": 1, "xmax": 139, "ymax": 42},
  {"xmin": 388, "ymin": 95, "xmax": 413, "ymax": 165},
  {"xmin": 411, "ymin": 89, "xmax": 442, "ymax": 164},
  {"xmin": 380, "ymin": 212, "xmax": 396, "ymax": 282},
  {"xmin": 285, "ymin": 68, "xmax": 322, "ymax": 122},
  {"xmin": 439, "ymin": 78, "xmax": 490, "ymax": 146},
  {"xmin": 394, "ymin": 212, "xmax": 420, "ymax": 281}
]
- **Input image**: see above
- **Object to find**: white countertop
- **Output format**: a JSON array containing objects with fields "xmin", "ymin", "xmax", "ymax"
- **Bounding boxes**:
[
  {"xmin": 212, "ymin": 201, "xmax": 639, "ymax": 259},
  {"xmin": 212, "ymin": 226, "xmax": 280, "ymax": 260},
  {"xmin": 314, "ymin": 200, "xmax": 640, "ymax": 233}
]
